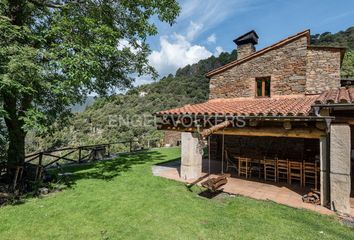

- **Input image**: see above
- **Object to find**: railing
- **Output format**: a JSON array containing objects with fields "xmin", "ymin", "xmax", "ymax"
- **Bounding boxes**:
[{"xmin": 23, "ymin": 139, "xmax": 161, "ymax": 181}]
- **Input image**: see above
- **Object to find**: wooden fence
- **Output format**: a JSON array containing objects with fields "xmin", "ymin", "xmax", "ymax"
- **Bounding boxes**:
[{"xmin": 20, "ymin": 139, "xmax": 160, "ymax": 182}]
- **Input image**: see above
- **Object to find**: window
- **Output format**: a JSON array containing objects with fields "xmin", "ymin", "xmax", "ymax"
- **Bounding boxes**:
[{"xmin": 256, "ymin": 77, "xmax": 271, "ymax": 97}]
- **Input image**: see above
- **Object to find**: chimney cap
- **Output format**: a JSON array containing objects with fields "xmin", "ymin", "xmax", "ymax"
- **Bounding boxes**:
[{"xmin": 233, "ymin": 30, "xmax": 259, "ymax": 45}]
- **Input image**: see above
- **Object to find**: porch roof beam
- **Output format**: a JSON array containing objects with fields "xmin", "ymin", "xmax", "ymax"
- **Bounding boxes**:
[
  {"xmin": 160, "ymin": 125, "xmax": 325, "ymax": 139},
  {"xmin": 155, "ymin": 113, "xmax": 334, "ymax": 121},
  {"xmin": 213, "ymin": 127, "xmax": 325, "ymax": 139}
]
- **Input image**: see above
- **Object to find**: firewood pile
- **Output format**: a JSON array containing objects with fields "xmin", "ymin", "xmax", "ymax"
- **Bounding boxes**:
[
  {"xmin": 302, "ymin": 190, "xmax": 320, "ymax": 205},
  {"xmin": 201, "ymin": 175, "xmax": 228, "ymax": 192}
]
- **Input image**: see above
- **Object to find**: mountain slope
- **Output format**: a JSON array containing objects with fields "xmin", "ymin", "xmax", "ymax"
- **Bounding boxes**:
[{"xmin": 310, "ymin": 27, "xmax": 354, "ymax": 49}]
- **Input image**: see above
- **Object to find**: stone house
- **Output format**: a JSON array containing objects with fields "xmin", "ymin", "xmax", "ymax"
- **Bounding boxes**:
[{"xmin": 156, "ymin": 29, "xmax": 354, "ymax": 214}]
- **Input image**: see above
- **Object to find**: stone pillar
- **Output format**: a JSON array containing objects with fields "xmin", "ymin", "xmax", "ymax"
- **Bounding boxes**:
[
  {"xmin": 320, "ymin": 136, "xmax": 329, "ymax": 206},
  {"xmin": 180, "ymin": 132, "xmax": 202, "ymax": 180},
  {"xmin": 330, "ymin": 123, "xmax": 351, "ymax": 214}
]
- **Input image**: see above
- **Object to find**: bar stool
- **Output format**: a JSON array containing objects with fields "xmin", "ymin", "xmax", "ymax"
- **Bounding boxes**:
[
  {"xmin": 238, "ymin": 157, "xmax": 250, "ymax": 178},
  {"xmin": 289, "ymin": 161, "xmax": 303, "ymax": 187},
  {"xmin": 303, "ymin": 161, "xmax": 318, "ymax": 189},
  {"xmin": 264, "ymin": 158, "xmax": 276, "ymax": 182},
  {"xmin": 277, "ymin": 159, "xmax": 289, "ymax": 183}
]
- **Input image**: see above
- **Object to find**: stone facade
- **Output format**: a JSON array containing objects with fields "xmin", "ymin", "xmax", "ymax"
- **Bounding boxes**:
[
  {"xmin": 209, "ymin": 36, "xmax": 308, "ymax": 99},
  {"xmin": 209, "ymin": 35, "xmax": 342, "ymax": 99},
  {"xmin": 306, "ymin": 47, "xmax": 341, "ymax": 94}
]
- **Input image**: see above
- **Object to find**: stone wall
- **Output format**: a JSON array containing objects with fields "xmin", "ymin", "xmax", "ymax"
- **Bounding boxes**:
[
  {"xmin": 305, "ymin": 48, "xmax": 341, "ymax": 94},
  {"xmin": 163, "ymin": 131, "xmax": 181, "ymax": 147},
  {"xmin": 209, "ymin": 36, "xmax": 308, "ymax": 99}
]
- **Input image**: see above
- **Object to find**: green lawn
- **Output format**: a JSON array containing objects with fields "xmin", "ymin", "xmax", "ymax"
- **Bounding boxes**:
[{"xmin": 0, "ymin": 148, "xmax": 353, "ymax": 239}]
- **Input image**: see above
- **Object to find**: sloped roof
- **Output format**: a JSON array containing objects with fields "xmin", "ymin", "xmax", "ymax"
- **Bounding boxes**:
[
  {"xmin": 315, "ymin": 87, "xmax": 354, "ymax": 104},
  {"xmin": 156, "ymin": 88, "xmax": 354, "ymax": 117}
]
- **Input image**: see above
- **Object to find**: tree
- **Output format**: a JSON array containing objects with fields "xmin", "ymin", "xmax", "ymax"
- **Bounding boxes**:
[
  {"xmin": 341, "ymin": 50, "xmax": 354, "ymax": 78},
  {"xmin": 0, "ymin": 0, "xmax": 180, "ymax": 167}
]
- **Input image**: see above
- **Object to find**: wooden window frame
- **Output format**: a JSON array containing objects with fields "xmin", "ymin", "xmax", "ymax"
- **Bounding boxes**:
[{"xmin": 255, "ymin": 77, "xmax": 271, "ymax": 98}]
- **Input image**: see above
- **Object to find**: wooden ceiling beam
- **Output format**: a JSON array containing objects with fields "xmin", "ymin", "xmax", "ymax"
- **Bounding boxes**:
[{"xmin": 159, "ymin": 125, "xmax": 325, "ymax": 139}]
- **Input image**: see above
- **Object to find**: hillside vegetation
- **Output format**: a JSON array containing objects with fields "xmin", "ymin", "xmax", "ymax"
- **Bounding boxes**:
[
  {"xmin": 26, "ymin": 27, "xmax": 354, "ymax": 152},
  {"xmin": 26, "ymin": 51, "xmax": 238, "ymax": 151}
]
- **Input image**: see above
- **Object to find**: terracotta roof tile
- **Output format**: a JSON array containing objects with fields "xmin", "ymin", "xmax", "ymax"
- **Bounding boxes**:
[
  {"xmin": 157, "ymin": 95, "xmax": 318, "ymax": 117},
  {"xmin": 157, "ymin": 88, "xmax": 354, "ymax": 117},
  {"xmin": 315, "ymin": 87, "xmax": 354, "ymax": 104}
]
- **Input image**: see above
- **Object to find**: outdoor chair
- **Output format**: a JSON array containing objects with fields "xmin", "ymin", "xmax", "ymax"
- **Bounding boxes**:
[
  {"xmin": 289, "ymin": 161, "xmax": 303, "ymax": 187},
  {"xmin": 303, "ymin": 161, "xmax": 319, "ymax": 189},
  {"xmin": 276, "ymin": 159, "xmax": 289, "ymax": 183},
  {"xmin": 224, "ymin": 150, "xmax": 238, "ymax": 173},
  {"xmin": 264, "ymin": 158, "xmax": 276, "ymax": 182},
  {"xmin": 249, "ymin": 158, "xmax": 262, "ymax": 179},
  {"xmin": 238, "ymin": 157, "xmax": 250, "ymax": 178}
]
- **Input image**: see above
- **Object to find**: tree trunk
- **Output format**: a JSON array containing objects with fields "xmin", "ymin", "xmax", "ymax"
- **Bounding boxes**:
[
  {"xmin": 1, "ymin": 1, "xmax": 28, "ymax": 180},
  {"xmin": 5, "ymin": 122, "xmax": 26, "ymax": 166},
  {"xmin": 3, "ymin": 95, "xmax": 26, "ymax": 166}
]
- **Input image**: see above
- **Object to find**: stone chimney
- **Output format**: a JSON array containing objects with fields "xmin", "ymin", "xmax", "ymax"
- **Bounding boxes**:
[{"xmin": 233, "ymin": 30, "xmax": 259, "ymax": 59}]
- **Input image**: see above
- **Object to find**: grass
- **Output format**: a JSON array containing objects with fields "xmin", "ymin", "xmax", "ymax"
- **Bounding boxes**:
[{"xmin": 0, "ymin": 147, "xmax": 353, "ymax": 239}]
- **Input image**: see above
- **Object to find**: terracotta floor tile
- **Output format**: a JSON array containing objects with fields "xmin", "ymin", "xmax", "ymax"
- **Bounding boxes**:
[{"xmin": 154, "ymin": 159, "xmax": 335, "ymax": 216}]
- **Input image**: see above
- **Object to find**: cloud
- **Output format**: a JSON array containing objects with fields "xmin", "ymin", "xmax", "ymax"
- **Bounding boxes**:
[
  {"xmin": 148, "ymin": 33, "xmax": 212, "ymax": 77},
  {"xmin": 207, "ymin": 34, "xmax": 216, "ymax": 44},
  {"xmin": 214, "ymin": 46, "xmax": 224, "ymax": 56},
  {"xmin": 135, "ymin": 0, "xmax": 258, "ymax": 85},
  {"xmin": 133, "ymin": 75, "xmax": 153, "ymax": 86},
  {"xmin": 179, "ymin": 0, "xmax": 254, "ymax": 35},
  {"xmin": 117, "ymin": 39, "xmax": 140, "ymax": 54},
  {"xmin": 186, "ymin": 21, "xmax": 203, "ymax": 40}
]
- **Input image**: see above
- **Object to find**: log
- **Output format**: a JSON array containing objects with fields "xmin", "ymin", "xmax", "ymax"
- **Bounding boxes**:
[
  {"xmin": 302, "ymin": 191, "xmax": 321, "ymax": 205},
  {"xmin": 201, "ymin": 120, "xmax": 232, "ymax": 138},
  {"xmin": 201, "ymin": 175, "xmax": 228, "ymax": 192}
]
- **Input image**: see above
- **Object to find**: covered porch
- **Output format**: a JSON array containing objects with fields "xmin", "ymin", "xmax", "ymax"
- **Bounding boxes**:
[
  {"xmin": 153, "ymin": 157, "xmax": 333, "ymax": 215},
  {"xmin": 156, "ymin": 122, "xmax": 352, "ymax": 215}
]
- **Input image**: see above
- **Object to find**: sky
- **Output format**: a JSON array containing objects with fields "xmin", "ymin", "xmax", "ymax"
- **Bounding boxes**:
[{"xmin": 135, "ymin": 0, "xmax": 354, "ymax": 85}]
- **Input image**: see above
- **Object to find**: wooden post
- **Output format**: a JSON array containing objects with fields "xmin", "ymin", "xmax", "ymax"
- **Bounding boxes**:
[
  {"xmin": 39, "ymin": 152, "xmax": 43, "ymax": 166},
  {"xmin": 78, "ymin": 147, "xmax": 82, "ymax": 163},
  {"xmin": 37, "ymin": 152, "xmax": 43, "ymax": 180},
  {"xmin": 107, "ymin": 144, "xmax": 111, "ymax": 157}
]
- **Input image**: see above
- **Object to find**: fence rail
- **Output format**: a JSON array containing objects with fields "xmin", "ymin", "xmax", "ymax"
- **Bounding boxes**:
[
  {"xmin": 0, "ymin": 139, "xmax": 160, "ymax": 188},
  {"xmin": 19, "ymin": 139, "xmax": 161, "ymax": 182},
  {"xmin": 26, "ymin": 139, "xmax": 160, "ymax": 166}
]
